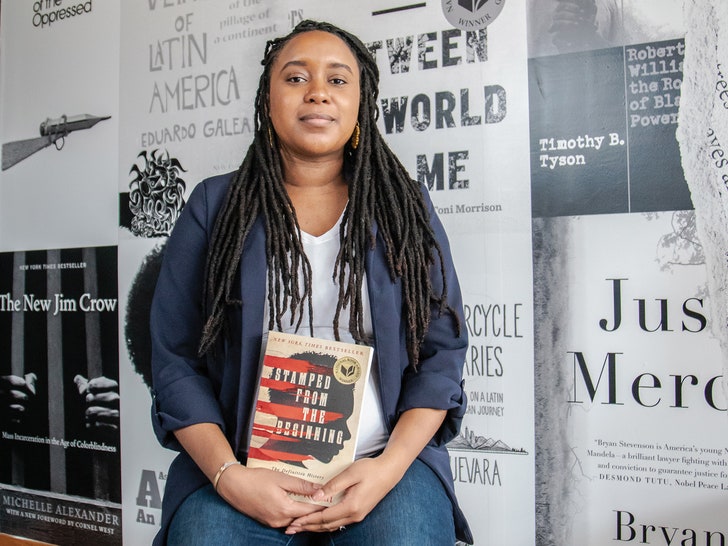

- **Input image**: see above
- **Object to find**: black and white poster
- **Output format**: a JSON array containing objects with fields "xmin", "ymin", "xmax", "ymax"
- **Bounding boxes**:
[
  {"xmin": 0, "ymin": 0, "xmax": 119, "ymax": 252},
  {"xmin": 529, "ymin": 1, "xmax": 728, "ymax": 544},
  {"xmin": 0, "ymin": 246, "xmax": 121, "ymax": 545}
]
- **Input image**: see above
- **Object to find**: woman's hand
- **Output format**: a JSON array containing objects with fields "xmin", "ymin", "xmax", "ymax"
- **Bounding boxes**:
[
  {"xmin": 285, "ymin": 407, "xmax": 447, "ymax": 534},
  {"xmin": 174, "ymin": 423, "xmax": 324, "ymax": 528},
  {"xmin": 284, "ymin": 455, "xmax": 403, "ymax": 534},
  {"xmin": 216, "ymin": 464, "xmax": 325, "ymax": 529}
]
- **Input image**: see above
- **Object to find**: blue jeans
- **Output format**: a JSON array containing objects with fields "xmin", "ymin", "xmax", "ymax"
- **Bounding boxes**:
[{"xmin": 167, "ymin": 458, "xmax": 455, "ymax": 545}]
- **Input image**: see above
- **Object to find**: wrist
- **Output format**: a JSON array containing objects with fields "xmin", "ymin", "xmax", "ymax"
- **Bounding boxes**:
[
  {"xmin": 376, "ymin": 450, "xmax": 410, "ymax": 481},
  {"xmin": 212, "ymin": 460, "xmax": 241, "ymax": 493}
]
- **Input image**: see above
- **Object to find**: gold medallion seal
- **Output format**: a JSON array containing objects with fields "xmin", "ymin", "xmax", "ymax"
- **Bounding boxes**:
[{"xmin": 333, "ymin": 356, "xmax": 362, "ymax": 384}]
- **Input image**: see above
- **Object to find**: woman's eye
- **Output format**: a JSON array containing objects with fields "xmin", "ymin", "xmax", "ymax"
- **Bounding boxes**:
[
  {"xmin": 330, "ymin": 78, "xmax": 347, "ymax": 85},
  {"xmin": 287, "ymin": 75, "xmax": 306, "ymax": 83}
]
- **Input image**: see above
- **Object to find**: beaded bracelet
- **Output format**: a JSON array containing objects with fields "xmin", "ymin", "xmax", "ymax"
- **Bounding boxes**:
[{"xmin": 212, "ymin": 460, "xmax": 241, "ymax": 492}]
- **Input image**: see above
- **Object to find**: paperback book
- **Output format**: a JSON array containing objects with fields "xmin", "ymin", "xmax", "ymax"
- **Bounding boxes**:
[{"xmin": 247, "ymin": 330, "xmax": 374, "ymax": 505}]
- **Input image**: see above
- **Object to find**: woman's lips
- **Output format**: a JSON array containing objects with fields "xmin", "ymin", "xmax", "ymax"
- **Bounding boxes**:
[{"xmin": 299, "ymin": 113, "xmax": 335, "ymax": 126}]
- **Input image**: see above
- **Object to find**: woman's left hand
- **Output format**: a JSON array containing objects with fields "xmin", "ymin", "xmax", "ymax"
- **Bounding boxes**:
[
  {"xmin": 285, "ymin": 407, "xmax": 447, "ymax": 534},
  {"xmin": 284, "ymin": 455, "xmax": 402, "ymax": 534}
]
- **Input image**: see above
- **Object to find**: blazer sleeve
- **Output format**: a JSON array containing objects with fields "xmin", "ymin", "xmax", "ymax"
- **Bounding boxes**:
[
  {"xmin": 395, "ymin": 186, "xmax": 468, "ymax": 446},
  {"xmin": 149, "ymin": 179, "xmax": 227, "ymax": 451}
]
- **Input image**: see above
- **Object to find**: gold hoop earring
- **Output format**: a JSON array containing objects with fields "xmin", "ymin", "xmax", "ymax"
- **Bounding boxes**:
[
  {"xmin": 350, "ymin": 122, "xmax": 360, "ymax": 150},
  {"xmin": 267, "ymin": 126, "xmax": 274, "ymax": 146}
]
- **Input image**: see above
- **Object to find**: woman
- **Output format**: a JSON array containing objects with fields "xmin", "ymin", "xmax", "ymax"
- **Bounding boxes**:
[{"xmin": 150, "ymin": 20, "xmax": 472, "ymax": 545}]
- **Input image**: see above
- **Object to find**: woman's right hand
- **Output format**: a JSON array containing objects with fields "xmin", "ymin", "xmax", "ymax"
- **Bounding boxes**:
[
  {"xmin": 215, "ymin": 465, "xmax": 325, "ymax": 528},
  {"xmin": 173, "ymin": 423, "xmax": 323, "ymax": 527}
]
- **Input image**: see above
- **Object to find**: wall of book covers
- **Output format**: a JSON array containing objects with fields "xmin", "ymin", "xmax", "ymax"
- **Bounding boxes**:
[{"xmin": 1, "ymin": 1, "xmax": 727, "ymax": 544}]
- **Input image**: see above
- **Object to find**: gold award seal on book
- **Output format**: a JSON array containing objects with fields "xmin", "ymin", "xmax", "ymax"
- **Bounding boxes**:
[{"xmin": 333, "ymin": 356, "xmax": 362, "ymax": 385}]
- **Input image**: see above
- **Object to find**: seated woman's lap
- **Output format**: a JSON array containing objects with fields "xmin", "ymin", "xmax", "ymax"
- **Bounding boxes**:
[
  {"xmin": 166, "ymin": 458, "xmax": 455, "ymax": 546},
  {"xmin": 331, "ymin": 458, "xmax": 455, "ymax": 546}
]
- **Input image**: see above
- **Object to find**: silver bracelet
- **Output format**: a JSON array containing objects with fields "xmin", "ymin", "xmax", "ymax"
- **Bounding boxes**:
[{"xmin": 212, "ymin": 460, "xmax": 241, "ymax": 492}]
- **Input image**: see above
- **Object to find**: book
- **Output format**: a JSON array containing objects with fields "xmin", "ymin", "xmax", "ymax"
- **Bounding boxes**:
[{"xmin": 246, "ymin": 330, "xmax": 374, "ymax": 505}]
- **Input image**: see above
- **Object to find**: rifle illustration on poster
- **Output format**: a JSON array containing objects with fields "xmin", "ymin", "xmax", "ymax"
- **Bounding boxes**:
[{"xmin": 2, "ymin": 114, "xmax": 110, "ymax": 171}]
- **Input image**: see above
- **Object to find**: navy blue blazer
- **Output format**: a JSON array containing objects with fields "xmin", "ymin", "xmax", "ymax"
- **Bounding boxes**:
[{"xmin": 150, "ymin": 172, "xmax": 472, "ymax": 544}]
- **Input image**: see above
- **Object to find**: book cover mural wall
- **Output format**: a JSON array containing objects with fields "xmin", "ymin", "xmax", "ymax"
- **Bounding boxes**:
[
  {"xmin": 529, "ymin": 1, "xmax": 728, "ymax": 545},
  {"xmin": 1, "ymin": 1, "xmax": 726, "ymax": 545},
  {"xmin": 0, "ymin": 247, "xmax": 121, "ymax": 545},
  {"xmin": 0, "ymin": 1, "xmax": 122, "ymax": 545}
]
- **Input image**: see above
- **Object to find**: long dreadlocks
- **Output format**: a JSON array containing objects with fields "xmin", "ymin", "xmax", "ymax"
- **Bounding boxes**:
[{"xmin": 198, "ymin": 20, "xmax": 459, "ymax": 368}]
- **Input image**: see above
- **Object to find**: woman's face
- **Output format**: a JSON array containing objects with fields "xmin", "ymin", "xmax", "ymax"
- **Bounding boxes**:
[{"xmin": 268, "ymin": 30, "xmax": 361, "ymax": 162}]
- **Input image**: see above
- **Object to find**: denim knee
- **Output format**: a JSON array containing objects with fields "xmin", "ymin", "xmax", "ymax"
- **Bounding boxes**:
[{"xmin": 331, "ymin": 458, "xmax": 456, "ymax": 546}]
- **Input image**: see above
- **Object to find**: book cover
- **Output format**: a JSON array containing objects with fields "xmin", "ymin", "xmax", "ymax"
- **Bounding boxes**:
[{"xmin": 247, "ymin": 331, "xmax": 374, "ymax": 504}]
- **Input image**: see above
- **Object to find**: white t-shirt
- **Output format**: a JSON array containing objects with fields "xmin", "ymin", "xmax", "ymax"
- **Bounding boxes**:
[{"xmin": 262, "ymin": 212, "xmax": 389, "ymax": 458}]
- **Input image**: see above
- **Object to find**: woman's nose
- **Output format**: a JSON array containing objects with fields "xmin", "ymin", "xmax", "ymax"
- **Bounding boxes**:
[{"xmin": 304, "ymin": 79, "xmax": 329, "ymax": 103}]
